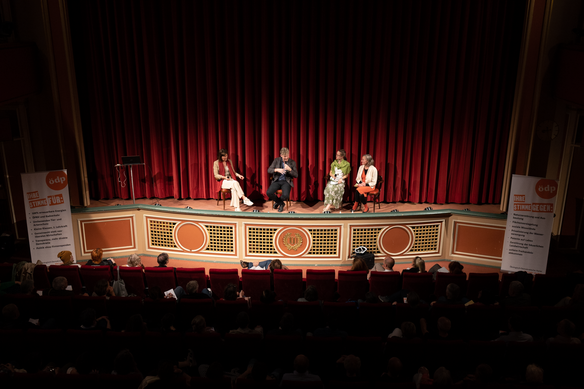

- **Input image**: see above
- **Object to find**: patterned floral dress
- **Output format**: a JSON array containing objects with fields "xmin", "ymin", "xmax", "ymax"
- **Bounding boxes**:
[{"xmin": 323, "ymin": 159, "xmax": 351, "ymax": 208}]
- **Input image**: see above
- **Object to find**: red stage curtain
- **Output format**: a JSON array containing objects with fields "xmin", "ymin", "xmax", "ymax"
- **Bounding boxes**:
[{"xmin": 76, "ymin": 0, "xmax": 525, "ymax": 204}]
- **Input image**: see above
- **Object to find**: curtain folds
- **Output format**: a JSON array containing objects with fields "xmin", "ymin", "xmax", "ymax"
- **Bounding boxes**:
[{"xmin": 80, "ymin": 0, "xmax": 525, "ymax": 204}]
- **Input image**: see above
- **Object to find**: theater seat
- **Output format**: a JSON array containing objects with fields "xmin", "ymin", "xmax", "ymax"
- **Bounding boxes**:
[
  {"xmin": 466, "ymin": 273, "xmax": 499, "ymax": 301},
  {"xmin": 33, "ymin": 264, "xmax": 51, "ymax": 291},
  {"xmin": 209, "ymin": 269, "xmax": 240, "ymax": 299},
  {"xmin": 118, "ymin": 267, "xmax": 146, "ymax": 298},
  {"xmin": 48, "ymin": 265, "xmax": 83, "ymax": 294},
  {"xmin": 176, "ymin": 267, "xmax": 207, "ymax": 291},
  {"xmin": 401, "ymin": 273, "xmax": 433, "ymax": 302},
  {"xmin": 241, "ymin": 269, "xmax": 271, "ymax": 301},
  {"xmin": 79, "ymin": 266, "xmax": 113, "ymax": 295},
  {"xmin": 337, "ymin": 271, "xmax": 368, "ymax": 302},
  {"xmin": 144, "ymin": 267, "xmax": 176, "ymax": 292},
  {"xmin": 306, "ymin": 269, "xmax": 337, "ymax": 302},
  {"xmin": 369, "ymin": 271, "xmax": 400, "ymax": 298},
  {"xmin": 273, "ymin": 269, "xmax": 303, "ymax": 302}
]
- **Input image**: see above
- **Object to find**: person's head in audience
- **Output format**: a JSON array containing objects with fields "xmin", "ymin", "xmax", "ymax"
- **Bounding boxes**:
[
  {"xmin": 81, "ymin": 308, "xmax": 97, "ymax": 329},
  {"xmin": 113, "ymin": 349, "xmax": 138, "ymax": 375},
  {"xmin": 157, "ymin": 252, "xmax": 169, "ymax": 267},
  {"xmin": 127, "ymin": 254, "xmax": 141, "ymax": 267},
  {"xmin": 343, "ymin": 355, "xmax": 361, "ymax": 377},
  {"xmin": 261, "ymin": 289, "xmax": 276, "ymax": 304},
  {"xmin": 445, "ymin": 283, "xmax": 461, "ymax": 301},
  {"xmin": 383, "ymin": 256, "xmax": 395, "ymax": 271},
  {"xmin": 94, "ymin": 279, "xmax": 109, "ymax": 296},
  {"xmin": 350, "ymin": 257, "xmax": 368, "ymax": 272},
  {"xmin": 57, "ymin": 250, "xmax": 74, "ymax": 265},
  {"xmin": 557, "ymin": 319, "xmax": 576, "ymax": 338},
  {"xmin": 401, "ymin": 321, "xmax": 417, "ymax": 339},
  {"xmin": 186, "ymin": 280, "xmax": 199, "ymax": 295},
  {"xmin": 269, "ymin": 259, "xmax": 284, "ymax": 272},
  {"xmin": 300, "ymin": 285, "xmax": 318, "ymax": 302},
  {"xmin": 224, "ymin": 283, "xmax": 238, "ymax": 301},
  {"xmin": 437, "ymin": 317, "xmax": 451, "ymax": 336},
  {"xmin": 477, "ymin": 289, "xmax": 498, "ymax": 305},
  {"xmin": 235, "ymin": 311, "xmax": 250, "ymax": 330},
  {"xmin": 386, "ymin": 357, "xmax": 403, "ymax": 378},
  {"xmin": 148, "ymin": 286, "xmax": 164, "ymax": 300},
  {"xmin": 414, "ymin": 257, "xmax": 426, "ymax": 273},
  {"xmin": 279, "ymin": 313, "xmax": 295, "ymax": 332},
  {"xmin": 365, "ymin": 291, "xmax": 380, "ymax": 303},
  {"xmin": 1, "ymin": 304, "xmax": 20, "ymax": 327},
  {"xmin": 508, "ymin": 314, "xmax": 525, "ymax": 333},
  {"xmin": 293, "ymin": 354, "xmax": 310, "ymax": 374},
  {"xmin": 52, "ymin": 276, "xmax": 68, "ymax": 291},
  {"xmin": 406, "ymin": 291, "xmax": 420, "ymax": 307},
  {"xmin": 91, "ymin": 248, "xmax": 104, "ymax": 265},
  {"xmin": 448, "ymin": 261, "xmax": 464, "ymax": 274},
  {"xmin": 20, "ymin": 279, "xmax": 34, "ymax": 295},
  {"xmin": 125, "ymin": 314, "xmax": 146, "ymax": 332},
  {"xmin": 161, "ymin": 313, "xmax": 176, "ymax": 332},
  {"xmin": 191, "ymin": 315, "xmax": 207, "ymax": 333},
  {"xmin": 508, "ymin": 280, "xmax": 525, "ymax": 297},
  {"xmin": 525, "ymin": 364, "xmax": 544, "ymax": 385},
  {"xmin": 475, "ymin": 364, "xmax": 494, "ymax": 383},
  {"xmin": 433, "ymin": 367, "xmax": 453, "ymax": 388}
]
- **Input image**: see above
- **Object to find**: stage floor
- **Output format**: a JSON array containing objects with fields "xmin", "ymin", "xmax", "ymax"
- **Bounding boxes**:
[{"xmin": 89, "ymin": 198, "xmax": 503, "ymax": 215}]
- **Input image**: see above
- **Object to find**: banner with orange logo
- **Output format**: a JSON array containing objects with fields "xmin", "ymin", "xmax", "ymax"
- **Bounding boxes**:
[
  {"xmin": 21, "ymin": 170, "xmax": 75, "ymax": 265},
  {"xmin": 501, "ymin": 175, "xmax": 558, "ymax": 274}
]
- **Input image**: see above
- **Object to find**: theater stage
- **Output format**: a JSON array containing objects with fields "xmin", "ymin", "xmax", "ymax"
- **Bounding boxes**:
[{"xmin": 70, "ymin": 199, "xmax": 507, "ymax": 275}]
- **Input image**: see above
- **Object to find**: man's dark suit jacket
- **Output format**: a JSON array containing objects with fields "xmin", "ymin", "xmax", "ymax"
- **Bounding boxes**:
[{"xmin": 268, "ymin": 157, "xmax": 298, "ymax": 186}]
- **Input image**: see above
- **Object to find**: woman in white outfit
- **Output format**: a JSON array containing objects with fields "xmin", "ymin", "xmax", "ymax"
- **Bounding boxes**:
[{"xmin": 213, "ymin": 149, "xmax": 253, "ymax": 211}]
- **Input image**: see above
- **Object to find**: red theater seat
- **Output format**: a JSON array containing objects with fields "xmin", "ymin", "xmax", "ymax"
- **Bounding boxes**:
[
  {"xmin": 401, "ymin": 272, "xmax": 433, "ymax": 301},
  {"xmin": 0, "ymin": 262, "xmax": 12, "ymax": 282},
  {"xmin": 79, "ymin": 266, "xmax": 113, "ymax": 295},
  {"xmin": 466, "ymin": 273, "xmax": 499, "ymax": 301},
  {"xmin": 48, "ymin": 265, "xmax": 83, "ymax": 294},
  {"xmin": 176, "ymin": 267, "xmax": 207, "ymax": 291},
  {"xmin": 369, "ymin": 271, "xmax": 400, "ymax": 298},
  {"xmin": 241, "ymin": 269, "xmax": 271, "ymax": 301},
  {"xmin": 33, "ymin": 264, "xmax": 51, "ymax": 291},
  {"xmin": 273, "ymin": 269, "xmax": 303, "ymax": 302},
  {"xmin": 434, "ymin": 272, "xmax": 467, "ymax": 299},
  {"xmin": 337, "ymin": 271, "xmax": 369, "ymax": 302},
  {"xmin": 306, "ymin": 269, "xmax": 336, "ymax": 302},
  {"xmin": 144, "ymin": 267, "xmax": 176, "ymax": 292},
  {"xmin": 209, "ymin": 269, "xmax": 240, "ymax": 299},
  {"xmin": 118, "ymin": 267, "xmax": 146, "ymax": 298}
]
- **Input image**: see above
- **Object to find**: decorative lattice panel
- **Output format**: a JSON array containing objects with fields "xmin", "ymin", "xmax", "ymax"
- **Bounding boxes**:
[
  {"xmin": 408, "ymin": 224, "xmax": 440, "ymax": 253},
  {"xmin": 351, "ymin": 227, "xmax": 383, "ymax": 254},
  {"xmin": 247, "ymin": 227, "xmax": 278, "ymax": 255},
  {"xmin": 203, "ymin": 224, "xmax": 235, "ymax": 253},
  {"xmin": 149, "ymin": 219, "xmax": 178, "ymax": 248},
  {"xmin": 307, "ymin": 228, "xmax": 338, "ymax": 256}
]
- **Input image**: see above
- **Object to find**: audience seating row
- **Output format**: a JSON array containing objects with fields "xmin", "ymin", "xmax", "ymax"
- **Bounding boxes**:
[{"xmin": 2, "ymin": 261, "xmax": 579, "ymax": 304}]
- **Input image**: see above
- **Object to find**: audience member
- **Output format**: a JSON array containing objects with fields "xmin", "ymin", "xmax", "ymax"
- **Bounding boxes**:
[
  {"xmin": 373, "ymin": 256, "xmax": 395, "ymax": 272},
  {"xmin": 420, "ymin": 317, "xmax": 454, "ymax": 340},
  {"xmin": 92, "ymin": 278, "xmax": 115, "ymax": 298},
  {"xmin": 57, "ymin": 250, "xmax": 79, "ymax": 266},
  {"xmin": 156, "ymin": 252, "xmax": 169, "ymax": 267},
  {"xmin": 124, "ymin": 314, "xmax": 147, "ymax": 333},
  {"xmin": 267, "ymin": 313, "xmax": 302, "ymax": 336},
  {"xmin": 502, "ymin": 281, "xmax": 532, "ymax": 306},
  {"xmin": 229, "ymin": 311, "xmax": 263, "ymax": 336},
  {"xmin": 525, "ymin": 364, "xmax": 544, "ymax": 385},
  {"xmin": 556, "ymin": 284, "xmax": 584, "ymax": 308},
  {"xmin": 493, "ymin": 315, "xmax": 533, "ymax": 342},
  {"xmin": 191, "ymin": 315, "xmax": 215, "ymax": 334},
  {"xmin": 349, "ymin": 257, "xmax": 369, "ymax": 272},
  {"xmin": 334, "ymin": 354, "xmax": 362, "ymax": 382},
  {"xmin": 80, "ymin": 308, "xmax": 111, "ymax": 330},
  {"xmin": 46, "ymin": 276, "xmax": 73, "ymax": 296},
  {"xmin": 403, "ymin": 256, "xmax": 426, "ymax": 274},
  {"xmin": 378, "ymin": 357, "xmax": 406, "ymax": 383},
  {"xmin": 281, "ymin": 354, "xmax": 321, "ymax": 383},
  {"xmin": 85, "ymin": 248, "xmax": 115, "ymax": 266},
  {"xmin": 126, "ymin": 254, "xmax": 142, "ymax": 268},
  {"xmin": 298, "ymin": 285, "xmax": 319, "ymax": 302},
  {"xmin": 435, "ymin": 283, "xmax": 469, "ymax": 305},
  {"xmin": 388, "ymin": 321, "xmax": 418, "ymax": 340},
  {"xmin": 547, "ymin": 319, "xmax": 581, "ymax": 344},
  {"xmin": 174, "ymin": 280, "xmax": 210, "ymax": 301},
  {"xmin": 433, "ymin": 366, "xmax": 453, "ymax": 388}
]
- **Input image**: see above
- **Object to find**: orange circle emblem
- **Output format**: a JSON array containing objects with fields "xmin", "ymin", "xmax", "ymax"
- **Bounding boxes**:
[
  {"xmin": 174, "ymin": 222, "xmax": 207, "ymax": 252},
  {"xmin": 46, "ymin": 171, "xmax": 68, "ymax": 191},
  {"xmin": 378, "ymin": 225, "xmax": 414, "ymax": 255},
  {"xmin": 274, "ymin": 227, "xmax": 311, "ymax": 257},
  {"xmin": 535, "ymin": 179, "xmax": 558, "ymax": 200}
]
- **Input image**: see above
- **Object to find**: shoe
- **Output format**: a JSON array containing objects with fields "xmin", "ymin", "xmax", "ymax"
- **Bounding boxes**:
[
  {"xmin": 273, "ymin": 202, "xmax": 279, "ymax": 210},
  {"xmin": 240, "ymin": 260, "xmax": 249, "ymax": 269},
  {"xmin": 278, "ymin": 203, "xmax": 285, "ymax": 212},
  {"xmin": 323, "ymin": 205, "xmax": 331, "ymax": 213},
  {"xmin": 235, "ymin": 207, "xmax": 242, "ymax": 212},
  {"xmin": 363, "ymin": 204, "xmax": 369, "ymax": 213},
  {"xmin": 243, "ymin": 198, "xmax": 253, "ymax": 206},
  {"xmin": 352, "ymin": 202, "xmax": 359, "ymax": 211}
]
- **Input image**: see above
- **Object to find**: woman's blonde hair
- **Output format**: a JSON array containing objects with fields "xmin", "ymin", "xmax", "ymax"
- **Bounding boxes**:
[{"xmin": 127, "ymin": 254, "xmax": 142, "ymax": 267}]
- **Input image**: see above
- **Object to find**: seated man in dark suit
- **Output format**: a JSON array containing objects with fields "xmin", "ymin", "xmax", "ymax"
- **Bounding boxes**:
[{"xmin": 267, "ymin": 147, "xmax": 298, "ymax": 212}]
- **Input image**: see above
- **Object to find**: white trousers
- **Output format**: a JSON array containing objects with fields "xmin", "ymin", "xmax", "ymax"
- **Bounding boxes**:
[{"xmin": 221, "ymin": 179, "xmax": 245, "ymax": 207}]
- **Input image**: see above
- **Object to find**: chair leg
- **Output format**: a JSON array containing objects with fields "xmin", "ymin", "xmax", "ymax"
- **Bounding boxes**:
[{"xmin": 222, "ymin": 193, "xmax": 226, "ymax": 210}]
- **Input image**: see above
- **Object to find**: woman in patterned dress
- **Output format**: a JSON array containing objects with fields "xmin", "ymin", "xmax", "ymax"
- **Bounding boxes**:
[{"xmin": 323, "ymin": 149, "xmax": 351, "ymax": 213}]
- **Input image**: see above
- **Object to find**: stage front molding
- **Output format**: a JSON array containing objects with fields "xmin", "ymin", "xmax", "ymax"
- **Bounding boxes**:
[{"xmin": 71, "ymin": 205, "xmax": 507, "ymax": 267}]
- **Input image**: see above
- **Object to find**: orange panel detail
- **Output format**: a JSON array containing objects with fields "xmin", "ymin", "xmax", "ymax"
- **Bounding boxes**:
[
  {"xmin": 274, "ymin": 227, "xmax": 311, "ymax": 257},
  {"xmin": 455, "ymin": 224, "xmax": 504, "ymax": 259},
  {"xmin": 175, "ymin": 223, "xmax": 207, "ymax": 252},
  {"xmin": 82, "ymin": 219, "xmax": 134, "ymax": 252},
  {"xmin": 379, "ymin": 226, "xmax": 413, "ymax": 255}
]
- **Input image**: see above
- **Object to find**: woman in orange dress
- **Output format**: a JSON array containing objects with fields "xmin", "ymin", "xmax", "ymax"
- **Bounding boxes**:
[{"xmin": 352, "ymin": 154, "xmax": 378, "ymax": 213}]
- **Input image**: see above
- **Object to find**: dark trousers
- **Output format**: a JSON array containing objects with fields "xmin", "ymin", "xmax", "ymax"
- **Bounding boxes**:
[
  {"xmin": 354, "ymin": 187, "xmax": 367, "ymax": 204},
  {"xmin": 267, "ymin": 180, "xmax": 291, "ymax": 204}
]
